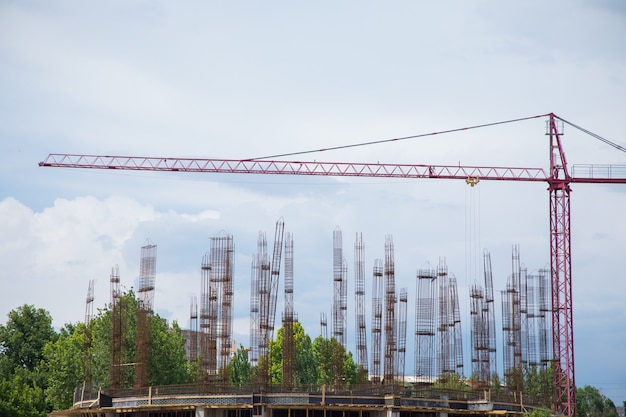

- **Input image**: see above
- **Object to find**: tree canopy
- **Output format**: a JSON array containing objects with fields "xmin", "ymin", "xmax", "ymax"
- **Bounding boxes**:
[
  {"xmin": 0, "ymin": 296, "xmax": 191, "ymax": 414},
  {"xmin": 576, "ymin": 385, "xmax": 618, "ymax": 417},
  {"xmin": 0, "ymin": 304, "xmax": 57, "ymax": 417},
  {"xmin": 1, "ymin": 302, "xmax": 618, "ymax": 417}
]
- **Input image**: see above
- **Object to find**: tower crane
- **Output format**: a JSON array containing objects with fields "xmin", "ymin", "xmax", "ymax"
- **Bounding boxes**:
[{"xmin": 39, "ymin": 112, "xmax": 626, "ymax": 417}]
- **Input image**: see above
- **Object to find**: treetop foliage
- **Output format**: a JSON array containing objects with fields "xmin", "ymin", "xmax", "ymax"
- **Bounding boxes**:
[{"xmin": 0, "ymin": 296, "xmax": 189, "ymax": 415}]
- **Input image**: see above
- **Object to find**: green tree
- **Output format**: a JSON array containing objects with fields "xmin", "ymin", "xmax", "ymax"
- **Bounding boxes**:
[
  {"xmin": 524, "ymin": 408, "xmax": 552, "ymax": 417},
  {"xmin": 268, "ymin": 330, "xmax": 283, "ymax": 384},
  {"xmin": 576, "ymin": 385, "xmax": 618, "ymax": 417},
  {"xmin": 89, "ymin": 291, "xmax": 138, "ymax": 388},
  {"xmin": 264, "ymin": 322, "xmax": 317, "ymax": 386},
  {"xmin": 311, "ymin": 336, "xmax": 357, "ymax": 388},
  {"xmin": 86, "ymin": 290, "xmax": 190, "ymax": 389},
  {"xmin": 0, "ymin": 305, "xmax": 58, "ymax": 417},
  {"xmin": 0, "ymin": 305, "xmax": 57, "ymax": 373},
  {"xmin": 296, "ymin": 330, "xmax": 317, "ymax": 385},
  {"xmin": 0, "ymin": 369, "xmax": 47, "ymax": 417},
  {"xmin": 42, "ymin": 323, "xmax": 86, "ymax": 410},
  {"xmin": 149, "ymin": 317, "xmax": 189, "ymax": 386},
  {"xmin": 524, "ymin": 365, "xmax": 553, "ymax": 408},
  {"xmin": 491, "ymin": 372, "xmax": 504, "ymax": 394},
  {"xmin": 229, "ymin": 345, "xmax": 251, "ymax": 386}
]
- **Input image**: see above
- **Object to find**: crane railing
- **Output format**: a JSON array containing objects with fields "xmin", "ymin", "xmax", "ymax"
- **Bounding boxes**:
[{"xmin": 571, "ymin": 164, "xmax": 626, "ymax": 181}]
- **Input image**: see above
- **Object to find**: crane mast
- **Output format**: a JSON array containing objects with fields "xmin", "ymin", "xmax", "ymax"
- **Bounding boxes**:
[
  {"xmin": 39, "ymin": 113, "xmax": 626, "ymax": 417},
  {"xmin": 547, "ymin": 117, "xmax": 576, "ymax": 416}
]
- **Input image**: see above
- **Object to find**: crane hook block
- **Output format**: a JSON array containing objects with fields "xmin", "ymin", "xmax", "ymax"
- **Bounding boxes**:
[{"xmin": 465, "ymin": 176, "xmax": 480, "ymax": 187}]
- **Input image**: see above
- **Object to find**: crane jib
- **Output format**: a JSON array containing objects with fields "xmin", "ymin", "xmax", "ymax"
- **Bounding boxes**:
[{"xmin": 39, "ymin": 154, "xmax": 556, "ymax": 182}]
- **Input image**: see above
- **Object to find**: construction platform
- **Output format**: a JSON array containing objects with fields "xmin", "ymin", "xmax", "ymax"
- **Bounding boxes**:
[{"xmin": 48, "ymin": 384, "xmax": 547, "ymax": 417}]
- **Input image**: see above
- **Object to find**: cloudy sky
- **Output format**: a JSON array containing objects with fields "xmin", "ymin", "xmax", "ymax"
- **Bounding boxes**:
[{"xmin": 1, "ymin": 0, "xmax": 625, "ymax": 403}]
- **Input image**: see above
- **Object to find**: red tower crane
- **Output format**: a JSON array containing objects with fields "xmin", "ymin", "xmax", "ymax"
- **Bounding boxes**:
[{"xmin": 39, "ymin": 113, "xmax": 626, "ymax": 417}]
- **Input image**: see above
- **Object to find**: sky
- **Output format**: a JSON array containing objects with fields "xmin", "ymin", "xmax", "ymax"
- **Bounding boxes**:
[{"xmin": 1, "ymin": 0, "xmax": 625, "ymax": 405}]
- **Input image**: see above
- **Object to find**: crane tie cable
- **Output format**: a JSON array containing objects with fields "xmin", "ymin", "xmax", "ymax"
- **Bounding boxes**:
[
  {"xmin": 246, "ymin": 114, "xmax": 550, "ymax": 161},
  {"xmin": 553, "ymin": 115, "xmax": 626, "ymax": 153}
]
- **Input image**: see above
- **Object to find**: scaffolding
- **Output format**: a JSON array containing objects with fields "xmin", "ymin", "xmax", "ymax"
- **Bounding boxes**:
[{"xmin": 135, "ymin": 240, "xmax": 157, "ymax": 388}]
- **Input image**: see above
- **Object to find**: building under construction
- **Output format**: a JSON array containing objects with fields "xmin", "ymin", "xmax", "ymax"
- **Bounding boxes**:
[{"xmin": 61, "ymin": 223, "xmax": 553, "ymax": 417}]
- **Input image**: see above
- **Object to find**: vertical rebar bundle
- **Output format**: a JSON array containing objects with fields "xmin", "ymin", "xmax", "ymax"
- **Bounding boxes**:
[
  {"xmin": 397, "ymin": 288, "xmax": 408, "ymax": 383},
  {"xmin": 83, "ymin": 279, "xmax": 95, "ymax": 387},
  {"xmin": 501, "ymin": 245, "xmax": 523, "ymax": 391},
  {"xmin": 501, "ymin": 287, "xmax": 513, "ymax": 383},
  {"xmin": 341, "ymin": 256, "xmax": 348, "ymax": 348},
  {"xmin": 483, "ymin": 250, "xmax": 498, "ymax": 380},
  {"xmin": 189, "ymin": 296, "xmax": 198, "ymax": 362},
  {"xmin": 415, "ymin": 267, "xmax": 436, "ymax": 381},
  {"xmin": 437, "ymin": 261, "xmax": 452, "ymax": 377},
  {"xmin": 110, "ymin": 265, "xmax": 122, "ymax": 389},
  {"xmin": 211, "ymin": 235, "xmax": 235, "ymax": 379},
  {"xmin": 470, "ymin": 284, "xmax": 489, "ymax": 382},
  {"xmin": 135, "ymin": 240, "xmax": 157, "ymax": 388},
  {"xmin": 538, "ymin": 268, "xmax": 551, "ymax": 368},
  {"xmin": 282, "ymin": 232, "xmax": 296, "ymax": 388},
  {"xmin": 512, "ymin": 245, "xmax": 523, "ymax": 372},
  {"xmin": 249, "ymin": 232, "xmax": 267, "ymax": 368},
  {"xmin": 450, "ymin": 276, "xmax": 464, "ymax": 377},
  {"xmin": 526, "ymin": 268, "xmax": 552, "ymax": 370},
  {"xmin": 258, "ymin": 220, "xmax": 284, "ymax": 385},
  {"xmin": 437, "ymin": 259, "xmax": 463, "ymax": 382},
  {"xmin": 200, "ymin": 252, "xmax": 216, "ymax": 378},
  {"xmin": 332, "ymin": 227, "xmax": 346, "ymax": 348},
  {"xmin": 354, "ymin": 233, "xmax": 368, "ymax": 375},
  {"xmin": 383, "ymin": 235, "xmax": 396, "ymax": 384},
  {"xmin": 268, "ymin": 220, "xmax": 285, "ymax": 343},
  {"xmin": 370, "ymin": 258, "xmax": 383, "ymax": 382},
  {"xmin": 320, "ymin": 312, "xmax": 328, "ymax": 339},
  {"xmin": 526, "ymin": 272, "xmax": 538, "ymax": 367},
  {"xmin": 199, "ymin": 234, "xmax": 234, "ymax": 380},
  {"xmin": 520, "ymin": 264, "xmax": 529, "ymax": 367}
]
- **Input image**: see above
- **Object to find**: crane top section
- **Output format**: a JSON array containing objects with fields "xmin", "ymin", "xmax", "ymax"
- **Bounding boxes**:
[
  {"xmin": 38, "ymin": 113, "xmax": 626, "ymax": 185},
  {"xmin": 38, "ymin": 153, "xmax": 626, "ymax": 184}
]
